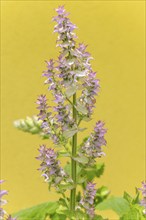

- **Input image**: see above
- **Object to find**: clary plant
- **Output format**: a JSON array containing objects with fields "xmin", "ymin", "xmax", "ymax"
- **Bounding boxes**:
[
  {"xmin": 15, "ymin": 5, "xmax": 107, "ymax": 219},
  {"xmin": 1, "ymin": 5, "xmax": 145, "ymax": 220}
]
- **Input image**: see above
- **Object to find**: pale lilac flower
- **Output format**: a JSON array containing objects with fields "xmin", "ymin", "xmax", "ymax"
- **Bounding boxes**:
[
  {"xmin": 54, "ymin": 104, "xmax": 74, "ymax": 132},
  {"xmin": 36, "ymin": 94, "xmax": 50, "ymax": 120},
  {"xmin": 42, "ymin": 59, "xmax": 59, "ymax": 92},
  {"xmin": 138, "ymin": 181, "xmax": 146, "ymax": 197},
  {"xmin": 138, "ymin": 181, "xmax": 146, "ymax": 214},
  {"xmin": 36, "ymin": 95, "xmax": 58, "ymax": 142},
  {"xmin": 80, "ymin": 182, "xmax": 96, "ymax": 218},
  {"xmin": 81, "ymin": 121, "xmax": 107, "ymax": 162},
  {"xmin": 54, "ymin": 93, "xmax": 64, "ymax": 103},
  {"xmin": 36, "ymin": 145, "xmax": 67, "ymax": 187},
  {"xmin": 53, "ymin": 6, "xmax": 78, "ymax": 87},
  {"xmin": 0, "ymin": 181, "xmax": 17, "ymax": 220},
  {"xmin": 0, "ymin": 180, "xmax": 8, "ymax": 219},
  {"xmin": 42, "ymin": 59, "xmax": 54, "ymax": 77}
]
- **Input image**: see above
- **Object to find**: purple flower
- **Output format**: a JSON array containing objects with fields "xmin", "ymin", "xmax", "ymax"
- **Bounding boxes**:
[
  {"xmin": 79, "ymin": 71, "xmax": 100, "ymax": 117},
  {"xmin": 0, "ymin": 180, "xmax": 17, "ymax": 220},
  {"xmin": 36, "ymin": 145, "xmax": 67, "ymax": 187},
  {"xmin": 36, "ymin": 95, "xmax": 60, "ymax": 143},
  {"xmin": 42, "ymin": 59, "xmax": 59, "ymax": 92},
  {"xmin": 54, "ymin": 104, "xmax": 74, "ymax": 131},
  {"xmin": 81, "ymin": 121, "xmax": 107, "ymax": 162},
  {"xmin": 42, "ymin": 59, "xmax": 54, "ymax": 78},
  {"xmin": 138, "ymin": 181, "xmax": 146, "ymax": 197},
  {"xmin": 52, "ymin": 6, "xmax": 78, "ymax": 87},
  {"xmin": 138, "ymin": 181, "xmax": 146, "ymax": 214},
  {"xmin": 54, "ymin": 93, "xmax": 64, "ymax": 103},
  {"xmin": 80, "ymin": 182, "xmax": 96, "ymax": 218},
  {"xmin": 36, "ymin": 94, "xmax": 49, "ymax": 120},
  {"xmin": 55, "ymin": 5, "xmax": 66, "ymax": 16},
  {"xmin": 0, "ymin": 180, "xmax": 8, "ymax": 219}
]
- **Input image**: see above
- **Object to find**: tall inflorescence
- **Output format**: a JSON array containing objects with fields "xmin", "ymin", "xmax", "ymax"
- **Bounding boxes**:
[
  {"xmin": 36, "ymin": 145, "xmax": 70, "ymax": 191},
  {"xmin": 138, "ymin": 181, "xmax": 146, "ymax": 214},
  {"xmin": 80, "ymin": 121, "xmax": 107, "ymax": 164},
  {"xmin": 0, "ymin": 180, "xmax": 16, "ymax": 220},
  {"xmin": 36, "ymin": 5, "xmax": 107, "ymax": 218}
]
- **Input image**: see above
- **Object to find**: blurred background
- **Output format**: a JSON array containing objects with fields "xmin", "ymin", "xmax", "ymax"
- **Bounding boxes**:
[{"xmin": 1, "ymin": 1, "xmax": 145, "ymax": 219}]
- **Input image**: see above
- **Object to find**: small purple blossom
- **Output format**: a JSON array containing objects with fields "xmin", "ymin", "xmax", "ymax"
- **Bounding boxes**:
[
  {"xmin": 0, "ymin": 180, "xmax": 8, "ymax": 219},
  {"xmin": 36, "ymin": 145, "xmax": 67, "ymax": 187},
  {"xmin": 52, "ymin": 6, "xmax": 78, "ymax": 87},
  {"xmin": 42, "ymin": 59, "xmax": 59, "ymax": 92},
  {"xmin": 54, "ymin": 104, "xmax": 74, "ymax": 131},
  {"xmin": 0, "ymin": 181, "xmax": 17, "ymax": 220},
  {"xmin": 36, "ymin": 94, "xmax": 49, "ymax": 121},
  {"xmin": 42, "ymin": 59, "xmax": 54, "ymax": 78},
  {"xmin": 80, "ymin": 182, "xmax": 96, "ymax": 218},
  {"xmin": 36, "ymin": 95, "xmax": 60, "ymax": 143},
  {"xmin": 54, "ymin": 93, "xmax": 64, "ymax": 103},
  {"xmin": 53, "ymin": 6, "xmax": 77, "ymax": 36},
  {"xmin": 138, "ymin": 181, "xmax": 146, "ymax": 214},
  {"xmin": 81, "ymin": 121, "xmax": 107, "ymax": 162}
]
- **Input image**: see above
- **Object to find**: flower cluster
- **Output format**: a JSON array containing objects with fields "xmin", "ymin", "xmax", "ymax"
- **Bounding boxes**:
[
  {"xmin": 53, "ymin": 5, "xmax": 77, "ymax": 47},
  {"xmin": 0, "ymin": 180, "xmax": 7, "ymax": 219},
  {"xmin": 43, "ymin": 59, "xmax": 59, "ymax": 93},
  {"xmin": 36, "ymin": 95, "xmax": 60, "ymax": 144},
  {"xmin": 53, "ymin": 6, "xmax": 77, "ymax": 87},
  {"xmin": 81, "ymin": 121, "xmax": 107, "ymax": 162},
  {"xmin": 76, "ymin": 44, "xmax": 100, "ymax": 117},
  {"xmin": 80, "ymin": 182, "xmax": 96, "ymax": 218},
  {"xmin": 79, "ymin": 71, "xmax": 100, "ymax": 117},
  {"xmin": 36, "ymin": 94, "xmax": 50, "ymax": 121},
  {"xmin": 54, "ymin": 104, "xmax": 74, "ymax": 131},
  {"xmin": 138, "ymin": 181, "xmax": 146, "ymax": 214},
  {"xmin": 0, "ymin": 180, "xmax": 16, "ymax": 220},
  {"xmin": 36, "ymin": 145, "xmax": 67, "ymax": 187}
]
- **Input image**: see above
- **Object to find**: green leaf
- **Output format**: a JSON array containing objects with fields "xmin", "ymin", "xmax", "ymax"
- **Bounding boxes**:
[
  {"xmin": 83, "ymin": 163, "xmax": 105, "ymax": 181},
  {"xmin": 97, "ymin": 186, "xmax": 110, "ymax": 198},
  {"xmin": 59, "ymin": 183, "xmax": 75, "ymax": 191},
  {"xmin": 132, "ymin": 188, "xmax": 140, "ymax": 204},
  {"xmin": 120, "ymin": 206, "xmax": 145, "ymax": 220},
  {"xmin": 123, "ymin": 191, "xmax": 133, "ymax": 203},
  {"xmin": 93, "ymin": 215, "xmax": 108, "ymax": 220},
  {"xmin": 96, "ymin": 163, "xmax": 105, "ymax": 177},
  {"xmin": 123, "ymin": 189, "xmax": 140, "ymax": 205},
  {"xmin": 96, "ymin": 196, "xmax": 130, "ymax": 217},
  {"xmin": 77, "ymin": 176, "xmax": 87, "ymax": 184},
  {"xmin": 65, "ymin": 85, "xmax": 78, "ymax": 98},
  {"xmin": 64, "ymin": 162, "xmax": 82, "ymax": 176},
  {"xmin": 50, "ymin": 213, "xmax": 66, "ymax": 220},
  {"xmin": 82, "ymin": 116, "xmax": 92, "ymax": 122},
  {"xmin": 95, "ymin": 186, "xmax": 110, "ymax": 204},
  {"xmin": 63, "ymin": 127, "xmax": 78, "ymax": 138},
  {"xmin": 74, "ymin": 156, "xmax": 89, "ymax": 164},
  {"xmin": 76, "ymin": 103, "xmax": 88, "ymax": 114},
  {"xmin": 12, "ymin": 201, "xmax": 59, "ymax": 220},
  {"xmin": 56, "ymin": 205, "xmax": 68, "ymax": 214},
  {"xmin": 59, "ymin": 151, "xmax": 71, "ymax": 157}
]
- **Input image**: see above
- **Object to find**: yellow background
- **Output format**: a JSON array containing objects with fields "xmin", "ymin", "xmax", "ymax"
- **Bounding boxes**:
[{"xmin": 1, "ymin": 1, "xmax": 145, "ymax": 219}]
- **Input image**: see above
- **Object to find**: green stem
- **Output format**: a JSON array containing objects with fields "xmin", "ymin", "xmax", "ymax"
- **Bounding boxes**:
[{"xmin": 70, "ymin": 93, "xmax": 77, "ymax": 212}]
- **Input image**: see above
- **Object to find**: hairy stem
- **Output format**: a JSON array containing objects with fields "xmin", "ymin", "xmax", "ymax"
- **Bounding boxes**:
[{"xmin": 70, "ymin": 93, "xmax": 77, "ymax": 212}]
